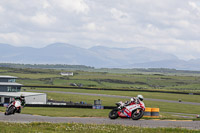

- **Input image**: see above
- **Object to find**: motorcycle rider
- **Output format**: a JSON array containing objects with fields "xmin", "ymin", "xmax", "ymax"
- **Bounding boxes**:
[
  {"xmin": 109, "ymin": 94, "xmax": 145, "ymax": 120},
  {"xmin": 13, "ymin": 95, "xmax": 26, "ymax": 113}
]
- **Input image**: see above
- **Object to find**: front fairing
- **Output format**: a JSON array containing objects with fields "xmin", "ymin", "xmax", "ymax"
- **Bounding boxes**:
[
  {"xmin": 140, "ymin": 101, "xmax": 145, "ymax": 110},
  {"xmin": 14, "ymin": 100, "xmax": 21, "ymax": 108}
]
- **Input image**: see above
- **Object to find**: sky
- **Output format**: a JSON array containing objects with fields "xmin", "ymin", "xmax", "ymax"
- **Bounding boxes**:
[{"xmin": 0, "ymin": 0, "xmax": 200, "ymax": 60}]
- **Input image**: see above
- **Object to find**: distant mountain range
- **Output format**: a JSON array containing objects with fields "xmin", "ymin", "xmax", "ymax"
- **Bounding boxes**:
[{"xmin": 0, "ymin": 43, "xmax": 200, "ymax": 70}]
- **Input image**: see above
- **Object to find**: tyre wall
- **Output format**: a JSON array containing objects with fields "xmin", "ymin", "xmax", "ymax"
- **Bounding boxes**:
[{"xmin": 143, "ymin": 107, "xmax": 160, "ymax": 118}]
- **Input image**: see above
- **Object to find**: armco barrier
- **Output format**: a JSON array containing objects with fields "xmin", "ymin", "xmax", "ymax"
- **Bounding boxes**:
[
  {"xmin": 25, "ymin": 104, "xmax": 93, "ymax": 108},
  {"xmin": 1, "ymin": 103, "xmax": 115, "ymax": 109},
  {"xmin": 26, "ymin": 104, "xmax": 116, "ymax": 109}
]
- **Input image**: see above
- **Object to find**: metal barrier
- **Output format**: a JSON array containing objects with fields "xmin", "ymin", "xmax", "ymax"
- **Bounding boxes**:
[
  {"xmin": 25, "ymin": 104, "xmax": 93, "ymax": 108},
  {"xmin": 1, "ymin": 103, "xmax": 115, "ymax": 109}
]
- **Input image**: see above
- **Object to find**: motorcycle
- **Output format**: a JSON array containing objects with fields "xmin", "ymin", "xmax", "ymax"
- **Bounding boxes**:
[
  {"xmin": 5, "ymin": 100, "xmax": 22, "ymax": 115},
  {"xmin": 109, "ymin": 100, "xmax": 145, "ymax": 120}
]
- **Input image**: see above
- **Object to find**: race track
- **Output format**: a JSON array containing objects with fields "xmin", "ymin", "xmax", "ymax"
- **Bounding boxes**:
[{"xmin": 0, "ymin": 112, "xmax": 200, "ymax": 129}]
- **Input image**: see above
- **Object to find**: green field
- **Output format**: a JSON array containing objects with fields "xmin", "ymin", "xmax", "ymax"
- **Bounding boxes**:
[
  {"xmin": 27, "ymin": 87, "xmax": 200, "ymax": 103},
  {"xmin": 0, "ymin": 122, "xmax": 199, "ymax": 133}
]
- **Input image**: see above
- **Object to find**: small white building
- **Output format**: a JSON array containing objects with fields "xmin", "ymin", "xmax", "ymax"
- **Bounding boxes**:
[
  {"xmin": 0, "ymin": 92, "xmax": 47, "ymax": 104},
  {"xmin": 61, "ymin": 72, "xmax": 73, "ymax": 76}
]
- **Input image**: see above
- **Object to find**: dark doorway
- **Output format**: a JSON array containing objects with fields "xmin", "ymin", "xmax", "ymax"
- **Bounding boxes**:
[{"xmin": 4, "ymin": 97, "xmax": 10, "ymax": 103}]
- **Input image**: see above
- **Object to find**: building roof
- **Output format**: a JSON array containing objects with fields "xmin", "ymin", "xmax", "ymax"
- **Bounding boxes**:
[
  {"xmin": 0, "ymin": 75, "xmax": 18, "ymax": 79},
  {"xmin": 0, "ymin": 92, "xmax": 46, "ymax": 97},
  {"xmin": 0, "ymin": 82, "xmax": 23, "ymax": 86}
]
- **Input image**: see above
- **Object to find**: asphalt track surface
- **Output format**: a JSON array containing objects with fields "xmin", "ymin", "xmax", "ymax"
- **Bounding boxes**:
[
  {"xmin": 32, "ymin": 90, "xmax": 200, "ymax": 105},
  {"xmin": 0, "ymin": 112, "xmax": 200, "ymax": 129}
]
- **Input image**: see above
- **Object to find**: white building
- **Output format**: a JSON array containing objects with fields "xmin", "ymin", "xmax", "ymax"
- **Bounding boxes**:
[
  {"xmin": 61, "ymin": 72, "xmax": 73, "ymax": 76},
  {"xmin": 0, "ymin": 92, "xmax": 47, "ymax": 104},
  {"xmin": 0, "ymin": 75, "xmax": 47, "ymax": 104}
]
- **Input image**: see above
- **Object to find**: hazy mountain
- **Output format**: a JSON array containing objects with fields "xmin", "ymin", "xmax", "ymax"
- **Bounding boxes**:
[
  {"xmin": 90, "ymin": 46, "xmax": 178, "ymax": 66},
  {"xmin": 125, "ymin": 58, "xmax": 200, "ymax": 70},
  {"xmin": 0, "ymin": 43, "xmax": 200, "ymax": 70},
  {"xmin": 0, "ymin": 43, "xmax": 112, "ymax": 67}
]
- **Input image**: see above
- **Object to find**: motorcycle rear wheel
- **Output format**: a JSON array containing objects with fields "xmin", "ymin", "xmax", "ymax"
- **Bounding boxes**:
[
  {"xmin": 109, "ymin": 109, "xmax": 119, "ymax": 119},
  {"xmin": 131, "ymin": 109, "xmax": 144, "ymax": 120}
]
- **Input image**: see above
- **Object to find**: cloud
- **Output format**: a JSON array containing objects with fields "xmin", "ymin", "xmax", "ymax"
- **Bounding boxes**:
[
  {"xmin": 52, "ymin": 0, "xmax": 89, "ymax": 14},
  {"xmin": 0, "ymin": 5, "xmax": 4, "ymax": 13},
  {"xmin": 43, "ymin": 1, "xmax": 51, "ymax": 9},
  {"xmin": 30, "ymin": 12, "xmax": 57, "ymax": 26},
  {"xmin": 0, "ymin": 0, "xmax": 200, "ymax": 60},
  {"xmin": 0, "ymin": 32, "xmax": 29, "ymax": 46},
  {"xmin": 110, "ymin": 8, "xmax": 129, "ymax": 21},
  {"xmin": 189, "ymin": 1, "xmax": 198, "ymax": 9},
  {"xmin": 188, "ymin": 1, "xmax": 200, "ymax": 16},
  {"xmin": 83, "ymin": 22, "xmax": 105, "ymax": 32},
  {"xmin": 84, "ymin": 22, "xmax": 96, "ymax": 31}
]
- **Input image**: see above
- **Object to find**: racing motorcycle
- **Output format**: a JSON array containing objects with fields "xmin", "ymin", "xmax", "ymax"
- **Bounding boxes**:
[
  {"xmin": 5, "ymin": 100, "xmax": 22, "ymax": 115},
  {"xmin": 109, "ymin": 100, "xmax": 145, "ymax": 120}
]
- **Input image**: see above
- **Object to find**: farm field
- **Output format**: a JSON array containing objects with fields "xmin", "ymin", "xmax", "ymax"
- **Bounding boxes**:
[{"xmin": 1, "ymin": 67, "xmax": 200, "ymax": 92}]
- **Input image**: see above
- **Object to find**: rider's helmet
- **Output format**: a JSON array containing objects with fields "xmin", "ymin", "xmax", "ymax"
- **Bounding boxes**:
[
  {"xmin": 137, "ymin": 95, "xmax": 144, "ymax": 101},
  {"xmin": 20, "ymin": 94, "xmax": 25, "ymax": 101}
]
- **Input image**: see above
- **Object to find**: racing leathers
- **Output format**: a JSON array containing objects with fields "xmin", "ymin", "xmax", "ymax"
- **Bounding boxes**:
[{"xmin": 124, "ymin": 97, "xmax": 140, "ymax": 107}]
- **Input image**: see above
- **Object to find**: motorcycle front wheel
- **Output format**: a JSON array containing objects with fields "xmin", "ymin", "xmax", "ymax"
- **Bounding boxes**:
[
  {"xmin": 5, "ymin": 106, "xmax": 15, "ymax": 115},
  {"xmin": 109, "ymin": 109, "xmax": 119, "ymax": 119},
  {"xmin": 131, "ymin": 109, "xmax": 144, "ymax": 120}
]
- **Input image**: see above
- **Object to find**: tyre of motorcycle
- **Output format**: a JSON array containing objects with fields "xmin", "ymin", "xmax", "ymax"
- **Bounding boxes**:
[
  {"xmin": 16, "ymin": 107, "xmax": 21, "ymax": 113},
  {"xmin": 109, "ymin": 108, "xmax": 119, "ymax": 119},
  {"xmin": 131, "ymin": 109, "xmax": 144, "ymax": 120},
  {"xmin": 5, "ymin": 105, "xmax": 15, "ymax": 115}
]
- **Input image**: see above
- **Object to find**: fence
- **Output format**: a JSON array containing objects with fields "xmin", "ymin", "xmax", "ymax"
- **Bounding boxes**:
[{"xmin": 0, "ymin": 103, "xmax": 114, "ymax": 109}]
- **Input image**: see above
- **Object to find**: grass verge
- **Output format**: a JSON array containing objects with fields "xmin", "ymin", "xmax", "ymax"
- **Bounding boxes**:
[
  {"xmin": 0, "ymin": 122, "xmax": 199, "ymax": 133},
  {"xmin": 0, "ymin": 107, "xmax": 198, "ymax": 120},
  {"xmin": 43, "ymin": 92, "xmax": 200, "ymax": 115}
]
